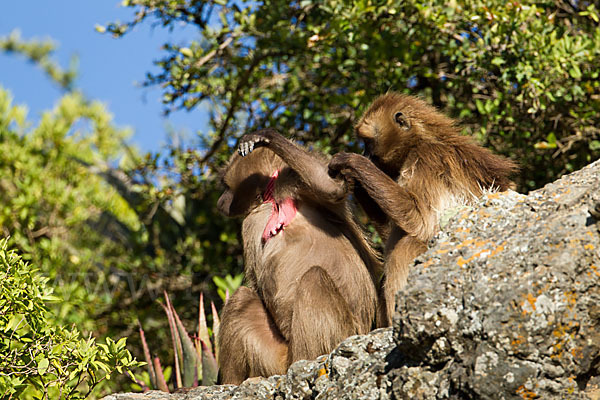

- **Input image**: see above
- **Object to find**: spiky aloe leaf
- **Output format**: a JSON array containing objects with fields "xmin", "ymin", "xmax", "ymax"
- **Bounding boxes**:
[
  {"xmin": 153, "ymin": 356, "xmax": 170, "ymax": 392},
  {"xmin": 195, "ymin": 337, "xmax": 203, "ymax": 382},
  {"xmin": 198, "ymin": 292, "xmax": 212, "ymax": 355},
  {"xmin": 200, "ymin": 340, "xmax": 218, "ymax": 386},
  {"xmin": 171, "ymin": 300, "xmax": 199, "ymax": 387},
  {"xmin": 162, "ymin": 292, "xmax": 183, "ymax": 388},
  {"xmin": 138, "ymin": 324, "xmax": 157, "ymax": 389},
  {"xmin": 211, "ymin": 301, "xmax": 220, "ymax": 364}
]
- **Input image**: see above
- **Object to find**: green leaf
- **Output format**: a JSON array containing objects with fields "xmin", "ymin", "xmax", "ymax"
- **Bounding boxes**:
[
  {"xmin": 211, "ymin": 301, "xmax": 220, "ymax": 363},
  {"xmin": 37, "ymin": 358, "xmax": 49, "ymax": 375},
  {"xmin": 200, "ymin": 340, "xmax": 218, "ymax": 386},
  {"xmin": 116, "ymin": 337, "xmax": 127, "ymax": 350},
  {"xmin": 198, "ymin": 292, "xmax": 212, "ymax": 356},
  {"xmin": 179, "ymin": 47, "xmax": 193, "ymax": 58},
  {"xmin": 569, "ymin": 64, "xmax": 582, "ymax": 79},
  {"xmin": 171, "ymin": 298, "xmax": 199, "ymax": 388},
  {"xmin": 161, "ymin": 293, "xmax": 183, "ymax": 389}
]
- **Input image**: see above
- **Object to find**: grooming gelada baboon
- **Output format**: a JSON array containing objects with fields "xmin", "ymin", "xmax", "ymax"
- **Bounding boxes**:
[
  {"xmin": 329, "ymin": 93, "xmax": 518, "ymax": 326},
  {"xmin": 217, "ymin": 129, "xmax": 380, "ymax": 384}
]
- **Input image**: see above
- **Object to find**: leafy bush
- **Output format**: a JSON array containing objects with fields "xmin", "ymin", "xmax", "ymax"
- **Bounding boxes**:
[
  {"xmin": 0, "ymin": 36, "xmax": 238, "ymax": 393},
  {"xmin": 0, "ymin": 239, "xmax": 142, "ymax": 399},
  {"xmin": 0, "ymin": 85, "xmax": 141, "ymax": 332}
]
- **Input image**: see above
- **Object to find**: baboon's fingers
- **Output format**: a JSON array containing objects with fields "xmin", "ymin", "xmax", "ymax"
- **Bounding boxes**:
[
  {"xmin": 238, "ymin": 141, "xmax": 248, "ymax": 156},
  {"xmin": 238, "ymin": 135, "xmax": 270, "ymax": 156}
]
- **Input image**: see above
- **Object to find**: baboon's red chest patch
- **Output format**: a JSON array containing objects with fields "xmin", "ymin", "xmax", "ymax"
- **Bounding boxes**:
[{"xmin": 261, "ymin": 170, "xmax": 297, "ymax": 243}]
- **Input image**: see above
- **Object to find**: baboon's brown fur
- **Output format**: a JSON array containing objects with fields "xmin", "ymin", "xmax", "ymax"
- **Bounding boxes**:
[
  {"xmin": 217, "ymin": 129, "xmax": 381, "ymax": 384},
  {"xmin": 329, "ymin": 93, "xmax": 518, "ymax": 326}
]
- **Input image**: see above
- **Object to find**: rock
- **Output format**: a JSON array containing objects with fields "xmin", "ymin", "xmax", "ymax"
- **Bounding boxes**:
[
  {"xmin": 392, "ymin": 159, "xmax": 600, "ymax": 399},
  {"xmin": 104, "ymin": 160, "xmax": 600, "ymax": 400}
]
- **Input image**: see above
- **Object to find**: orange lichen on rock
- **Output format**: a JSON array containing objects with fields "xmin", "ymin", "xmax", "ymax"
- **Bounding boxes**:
[
  {"xmin": 456, "ymin": 240, "xmax": 507, "ymax": 268},
  {"xmin": 457, "ymin": 238, "xmax": 476, "ymax": 248},
  {"xmin": 489, "ymin": 241, "xmax": 507, "ymax": 257},
  {"xmin": 564, "ymin": 291, "xmax": 577, "ymax": 309},
  {"xmin": 571, "ymin": 346, "xmax": 584, "ymax": 361},
  {"xmin": 526, "ymin": 293, "xmax": 537, "ymax": 311},
  {"xmin": 477, "ymin": 209, "xmax": 491, "ymax": 218},
  {"xmin": 516, "ymin": 385, "xmax": 538, "ymax": 399},
  {"xmin": 511, "ymin": 335, "xmax": 526, "ymax": 347},
  {"xmin": 485, "ymin": 192, "xmax": 502, "ymax": 200}
]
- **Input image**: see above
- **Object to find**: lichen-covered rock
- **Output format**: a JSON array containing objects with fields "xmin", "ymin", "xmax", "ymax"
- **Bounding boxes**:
[
  {"xmin": 102, "ymin": 329, "xmax": 395, "ymax": 400},
  {"xmin": 104, "ymin": 160, "xmax": 600, "ymax": 400},
  {"xmin": 393, "ymin": 159, "xmax": 600, "ymax": 399}
]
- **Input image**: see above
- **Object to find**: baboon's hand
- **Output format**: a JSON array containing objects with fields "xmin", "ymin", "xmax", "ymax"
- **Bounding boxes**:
[
  {"xmin": 238, "ymin": 131, "xmax": 272, "ymax": 156},
  {"xmin": 328, "ymin": 152, "xmax": 359, "ymax": 179}
]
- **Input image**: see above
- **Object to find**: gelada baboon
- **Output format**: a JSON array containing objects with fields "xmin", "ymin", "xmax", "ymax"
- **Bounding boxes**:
[
  {"xmin": 329, "ymin": 93, "xmax": 518, "ymax": 326},
  {"xmin": 217, "ymin": 129, "xmax": 381, "ymax": 384}
]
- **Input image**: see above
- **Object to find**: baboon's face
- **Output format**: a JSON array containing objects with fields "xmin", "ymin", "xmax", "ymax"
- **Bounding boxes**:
[
  {"xmin": 355, "ymin": 93, "xmax": 455, "ymax": 172},
  {"xmin": 355, "ymin": 94, "xmax": 420, "ymax": 171},
  {"xmin": 217, "ymin": 149, "xmax": 273, "ymax": 217}
]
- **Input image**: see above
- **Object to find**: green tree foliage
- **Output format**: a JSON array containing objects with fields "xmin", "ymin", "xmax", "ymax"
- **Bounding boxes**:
[
  {"xmin": 105, "ymin": 0, "xmax": 600, "ymax": 190},
  {"xmin": 0, "ymin": 30, "xmax": 77, "ymax": 91},
  {"xmin": 0, "ymin": 34, "xmax": 238, "ymax": 392},
  {"xmin": 0, "ymin": 82, "xmax": 232, "ymax": 376},
  {"xmin": 0, "ymin": 86, "xmax": 140, "ymax": 331},
  {"xmin": 0, "ymin": 239, "xmax": 141, "ymax": 399}
]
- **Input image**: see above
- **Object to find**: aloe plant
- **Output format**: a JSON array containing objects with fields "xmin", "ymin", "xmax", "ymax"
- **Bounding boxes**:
[{"xmin": 135, "ymin": 291, "xmax": 220, "ymax": 392}]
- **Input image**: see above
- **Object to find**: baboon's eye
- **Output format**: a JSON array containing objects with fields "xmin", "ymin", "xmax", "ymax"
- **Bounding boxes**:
[{"xmin": 394, "ymin": 112, "xmax": 410, "ymax": 130}]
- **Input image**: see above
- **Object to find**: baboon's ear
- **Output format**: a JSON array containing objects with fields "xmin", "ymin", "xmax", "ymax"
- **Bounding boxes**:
[{"xmin": 394, "ymin": 111, "xmax": 410, "ymax": 130}]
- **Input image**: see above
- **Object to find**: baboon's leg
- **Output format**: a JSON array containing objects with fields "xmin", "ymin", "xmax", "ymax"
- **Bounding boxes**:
[
  {"xmin": 288, "ymin": 266, "xmax": 357, "ymax": 364},
  {"xmin": 218, "ymin": 286, "xmax": 288, "ymax": 384},
  {"xmin": 377, "ymin": 233, "xmax": 427, "ymax": 327}
]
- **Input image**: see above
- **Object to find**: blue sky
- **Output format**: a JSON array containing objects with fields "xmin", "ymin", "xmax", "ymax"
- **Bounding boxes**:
[{"xmin": 0, "ymin": 1, "xmax": 209, "ymax": 154}]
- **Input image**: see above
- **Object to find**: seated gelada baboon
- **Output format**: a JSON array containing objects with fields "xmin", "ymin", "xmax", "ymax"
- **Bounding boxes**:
[
  {"xmin": 217, "ymin": 129, "xmax": 381, "ymax": 384},
  {"xmin": 329, "ymin": 93, "xmax": 518, "ymax": 326}
]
